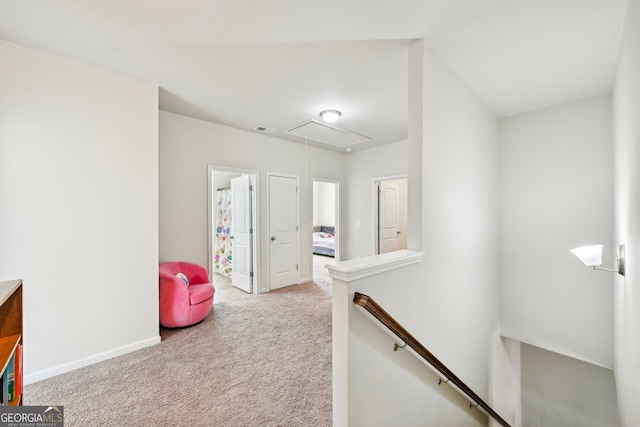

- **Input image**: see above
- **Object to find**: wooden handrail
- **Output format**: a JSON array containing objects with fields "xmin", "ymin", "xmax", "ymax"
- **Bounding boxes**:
[{"xmin": 353, "ymin": 292, "xmax": 511, "ymax": 427}]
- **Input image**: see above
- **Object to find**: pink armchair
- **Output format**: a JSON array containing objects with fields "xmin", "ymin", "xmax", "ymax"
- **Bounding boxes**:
[{"xmin": 159, "ymin": 261, "xmax": 215, "ymax": 328}]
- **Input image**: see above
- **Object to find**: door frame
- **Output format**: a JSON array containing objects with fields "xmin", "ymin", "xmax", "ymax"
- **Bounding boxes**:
[
  {"xmin": 311, "ymin": 177, "xmax": 341, "ymax": 263},
  {"xmin": 207, "ymin": 165, "xmax": 260, "ymax": 294},
  {"xmin": 267, "ymin": 172, "xmax": 300, "ymax": 291},
  {"xmin": 373, "ymin": 174, "xmax": 408, "ymax": 255}
]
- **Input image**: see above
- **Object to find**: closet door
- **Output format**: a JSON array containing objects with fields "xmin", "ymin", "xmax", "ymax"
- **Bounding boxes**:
[
  {"xmin": 379, "ymin": 181, "xmax": 400, "ymax": 253},
  {"xmin": 268, "ymin": 174, "xmax": 299, "ymax": 290}
]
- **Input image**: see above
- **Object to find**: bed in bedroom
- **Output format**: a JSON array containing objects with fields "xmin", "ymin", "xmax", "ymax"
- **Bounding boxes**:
[{"xmin": 313, "ymin": 226, "xmax": 335, "ymax": 257}]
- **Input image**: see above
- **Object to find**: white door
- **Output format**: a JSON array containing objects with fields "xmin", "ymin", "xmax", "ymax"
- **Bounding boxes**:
[
  {"xmin": 269, "ymin": 175, "xmax": 298, "ymax": 290},
  {"xmin": 231, "ymin": 175, "xmax": 253, "ymax": 293},
  {"xmin": 379, "ymin": 181, "xmax": 400, "ymax": 253}
]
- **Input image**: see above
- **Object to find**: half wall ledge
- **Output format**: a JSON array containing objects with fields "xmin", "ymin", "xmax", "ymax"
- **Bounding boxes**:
[{"xmin": 326, "ymin": 250, "xmax": 425, "ymax": 282}]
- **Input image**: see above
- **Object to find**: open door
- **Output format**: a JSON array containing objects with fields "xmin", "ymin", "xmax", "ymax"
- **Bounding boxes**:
[
  {"xmin": 231, "ymin": 175, "xmax": 253, "ymax": 293},
  {"xmin": 209, "ymin": 166, "xmax": 260, "ymax": 294}
]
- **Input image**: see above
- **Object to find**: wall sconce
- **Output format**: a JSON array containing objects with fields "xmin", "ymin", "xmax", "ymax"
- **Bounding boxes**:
[{"xmin": 570, "ymin": 244, "xmax": 625, "ymax": 276}]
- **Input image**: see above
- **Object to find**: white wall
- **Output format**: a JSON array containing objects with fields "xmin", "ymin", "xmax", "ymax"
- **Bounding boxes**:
[
  {"xmin": 521, "ymin": 344, "xmax": 619, "ymax": 427},
  {"xmin": 342, "ymin": 40, "xmax": 500, "ymax": 422},
  {"xmin": 500, "ymin": 95, "xmax": 614, "ymax": 368},
  {"xmin": 0, "ymin": 40, "xmax": 160, "ymax": 382},
  {"xmin": 612, "ymin": 0, "xmax": 640, "ymax": 424},
  {"xmin": 408, "ymin": 40, "xmax": 500, "ymax": 401},
  {"xmin": 159, "ymin": 111, "xmax": 345, "ymax": 291},
  {"xmin": 313, "ymin": 181, "xmax": 336, "ymax": 227},
  {"xmin": 343, "ymin": 140, "xmax": 409, "ymax": 259}
]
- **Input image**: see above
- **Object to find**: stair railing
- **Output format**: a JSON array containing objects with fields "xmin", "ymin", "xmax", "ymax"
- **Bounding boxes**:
[{"xmin": 353, "ymin": 292, "xmax": 511, "ymax": 427}]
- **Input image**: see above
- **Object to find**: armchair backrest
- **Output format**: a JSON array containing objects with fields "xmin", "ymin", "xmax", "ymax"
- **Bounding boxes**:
[{"xmin": 159, "ymin": 261, "xmax": 210, "ymax": 285}]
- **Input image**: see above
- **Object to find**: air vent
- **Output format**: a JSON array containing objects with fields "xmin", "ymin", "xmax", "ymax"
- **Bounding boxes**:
[
  {"xmin": 254, "ymin": 126, "xmax": 275, "ymax": 134},
  {"xmin": 284, "ymin": 120, "xmax": 370, "ymax": 148}
]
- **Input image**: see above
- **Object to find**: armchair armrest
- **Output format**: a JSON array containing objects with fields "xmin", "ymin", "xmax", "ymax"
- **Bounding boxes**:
[{"xmin": 159, "ymin": 273, "xmax": 190, "ymax": 299}]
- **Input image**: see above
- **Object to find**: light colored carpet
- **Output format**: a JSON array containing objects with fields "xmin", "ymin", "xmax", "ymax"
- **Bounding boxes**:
[
  {"xmin": 313, "ymin": 255, "xmax": 335, "ymax": 289},
  {"xmin": 25, "ymin": 279, "xmax": 332, "ymax": 426}
]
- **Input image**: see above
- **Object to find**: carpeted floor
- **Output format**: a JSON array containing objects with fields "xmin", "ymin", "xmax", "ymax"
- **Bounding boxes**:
[{"xmin": 25, "ymin": 274, "xmax": 333, "ymax": 426}]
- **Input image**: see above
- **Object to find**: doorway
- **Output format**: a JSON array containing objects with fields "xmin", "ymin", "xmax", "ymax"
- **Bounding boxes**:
[
  {"xmin": 208, "ymin": 165, "xmax": 259, "ymax": 295},
  {"xmin": 312, "ymin": 179, "xmax": 340, "ymax": 283},
  {"xmin": 267, "ymin": 173, "xmax": 300, "ymax": 290},
  {"xmin": 375, "ymin": 176, "xmax": 408, "ymax": 254}
]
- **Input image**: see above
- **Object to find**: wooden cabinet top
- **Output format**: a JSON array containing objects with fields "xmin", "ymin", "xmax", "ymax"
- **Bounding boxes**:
[{"xmin": 0, "ymin": 280, "xmax": 22, "ymax": 307}]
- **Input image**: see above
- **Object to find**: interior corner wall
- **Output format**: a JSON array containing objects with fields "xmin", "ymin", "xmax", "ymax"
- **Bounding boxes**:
[
  {"xmin": 499, "ymin": 94, "xmax": 614, "ymax": 368},
  {"xmin": 0, "ymin": 40, "xmax": 160, "ymax": 382},
  {"xmin": 159, "ymin": 111, "xmax": 345, "ymax": 291},
  {"xmin": 489, "ymin": 335, "xmax": 521, "ymax": 427},
  {"xmin": 613, "ymin": 0, "xmax": 640, "ymax": 425},
  {"xmin": 343, "ymin": 140, "xmax": 408, "ymax": 260},
  {"xmin": 410, "ymin": 41, "xmax": 500, "ymax": 400}
]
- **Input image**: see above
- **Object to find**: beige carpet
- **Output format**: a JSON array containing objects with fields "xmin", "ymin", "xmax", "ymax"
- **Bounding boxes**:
[{"xmin": 25, "ymin": 280, "xmax": 332, "ymax": 426}]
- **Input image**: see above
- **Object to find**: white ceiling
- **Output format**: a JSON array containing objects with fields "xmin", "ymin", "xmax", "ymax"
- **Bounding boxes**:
[{"xmin": 0, "ymin": 0, "xmax": 628, "ymax": 151}]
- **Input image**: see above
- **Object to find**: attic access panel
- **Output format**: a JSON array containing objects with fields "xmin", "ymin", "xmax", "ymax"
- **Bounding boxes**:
[{"xmin": 284, "ymin": 119, "xmax": 370, "ymax": 148}]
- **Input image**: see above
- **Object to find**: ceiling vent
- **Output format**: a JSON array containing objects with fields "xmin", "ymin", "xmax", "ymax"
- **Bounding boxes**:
[
  {"xmin": 284, "ymin": 120, "xmax": 370, "ymax": 148},
  {"xmin": 254, "ymin": 126, "xmax": 276, "ymax": 134}
]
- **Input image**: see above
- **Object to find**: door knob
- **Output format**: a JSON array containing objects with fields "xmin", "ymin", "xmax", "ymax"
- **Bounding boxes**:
[{"xmin": 271, "ymin": 236, "xmax": 276, "ymax": 241}]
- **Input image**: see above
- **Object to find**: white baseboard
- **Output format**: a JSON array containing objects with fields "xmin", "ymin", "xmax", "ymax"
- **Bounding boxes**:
[
  {"xmin": 298, "ymin": 277, "xmax": 311, "ymax": 284},
  {"xmin": 25, "ymin": 335, "xmax": 161, "ymax": 385}
]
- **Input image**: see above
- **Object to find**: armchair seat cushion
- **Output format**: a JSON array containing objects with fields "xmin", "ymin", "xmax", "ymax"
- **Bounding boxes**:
[{"xmin": 189, "ymin": 283, "xmax": 215, "ymax": 305}]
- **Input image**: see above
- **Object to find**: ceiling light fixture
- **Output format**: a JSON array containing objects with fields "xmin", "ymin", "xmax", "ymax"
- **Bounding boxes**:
[{"xmin": 320, "ymin": 110, "xmax": 342, "ymax": 123}]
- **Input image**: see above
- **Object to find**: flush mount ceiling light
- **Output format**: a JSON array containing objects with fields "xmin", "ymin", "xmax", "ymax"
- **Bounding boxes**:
[
  {"xmin": 320, "ymin": 110, "xmax": 342, "ymax": 123},
  {"xmin": 570, "ymin": 244, "xmax": 625, "ymax": 276}
]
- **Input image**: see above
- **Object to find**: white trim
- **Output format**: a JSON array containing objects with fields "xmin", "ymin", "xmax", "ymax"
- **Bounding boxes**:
[
  {"xmin": 326, "ymin": 249, "xmax": 424, "ymax": 282},
  {"xmin": 25, "ymin": 336, "xmax": 161, "ymax": 385},
  {"xmin": 267, "ymin": 172, "xmax": 301, "ymax": 291},
  {"xmin": 332, "ymin": 276, "xmax": 350, "ymax": 427},
  {"xmin": 207, "ymin": 165, "xmax": 260, "ymax": 294}
]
